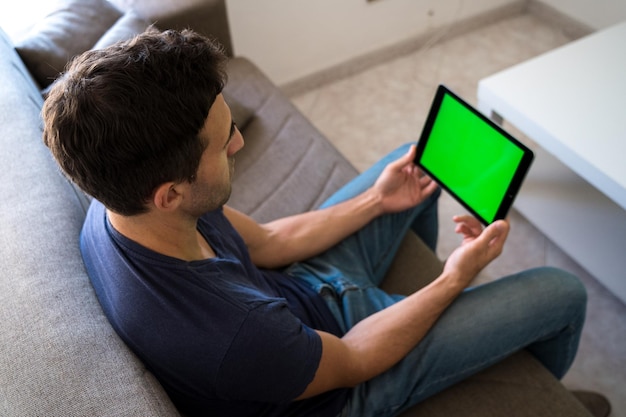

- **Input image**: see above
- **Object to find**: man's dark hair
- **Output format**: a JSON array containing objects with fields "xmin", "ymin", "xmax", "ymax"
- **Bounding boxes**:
[{"xmin": 43, "ymin": 28, "xmax": 228, "ymax": 215}]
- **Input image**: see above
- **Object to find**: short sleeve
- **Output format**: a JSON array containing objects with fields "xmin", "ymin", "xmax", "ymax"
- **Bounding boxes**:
[{"xmin": 215, "ymin": 299, "xmax": 322, "ymax": 403}]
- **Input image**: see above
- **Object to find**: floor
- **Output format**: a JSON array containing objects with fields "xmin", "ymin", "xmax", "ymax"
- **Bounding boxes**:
[{"xmin": 291, "ymin": 13, "xmax": 625, "ymax": 416}]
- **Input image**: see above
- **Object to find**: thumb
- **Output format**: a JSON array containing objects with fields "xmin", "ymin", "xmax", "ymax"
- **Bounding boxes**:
[
  {"xmin": 390, "ymin": 145, "xmax": 416, "ymax": 169},
  {"xmin": 480, "ymin": 220, "xmax": 509, "ymax": 252},
  {"xmin": 403, "ymin": 144, "xmax": 417, "ymax": 163}
]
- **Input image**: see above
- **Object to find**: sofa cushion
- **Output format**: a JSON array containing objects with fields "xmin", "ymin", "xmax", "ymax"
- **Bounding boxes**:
[
  {"xmin": 40, "ymin": 10, "xmax": 152, "ymax": 98},
  {"xmin": 224, "ymin": 57, "xmax": 359, "ymax": 223},
  {"xmin": 15, "ymin": 0, "xmax": 123, "ymax": 87},
  {"xmin": 93, "ymin": 10, "xmax": 152, "ymax": 50},
  {"xmin": 109, "ymin": 0, "xmax": 233, "ymax": 56},
  {"xmin": 399, "ymin": 351, "xmax": 592, "ymax": 417}
]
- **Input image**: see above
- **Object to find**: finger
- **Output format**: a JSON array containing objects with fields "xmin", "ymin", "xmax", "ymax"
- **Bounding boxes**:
[
  {"xmin": 452, "ymin": 214, "xmax": 480, "ymax": 225},
  {"xmin": 405, "ymin": 144, "xmax": 417, "ymax": 160},
  {"xmin": 480, "ymin": 220, "xmax": 510, "ymax": 253},
  {"xmin": 391, "ymin": 145, "xmax": 417, "ymax": 170},
  {"xmin": 403, "ymin": 163, "xmax": 420, "ymax": 178},
  {"xmin": 418, "ymin": 178, "xmax": 438, "ymax": 200},
  {"xmin": 418, "ymin": 174, "xmax": 433, "ymax": 187},
  {"xmin": 453, "ymin": 215, "xmax": 482, "ymax": 236},
  {"xmin": 454, "ymin": 222, "xmax": 472, "ymax": 236}
]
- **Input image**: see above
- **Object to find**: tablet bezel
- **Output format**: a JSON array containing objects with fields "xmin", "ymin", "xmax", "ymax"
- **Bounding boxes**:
[{"xmin": 414, "ymin": 85, "xmax": 534, "ymax": 225}]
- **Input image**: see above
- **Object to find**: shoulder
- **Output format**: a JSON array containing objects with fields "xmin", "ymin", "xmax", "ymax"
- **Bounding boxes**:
[{"xmin": 80, "ymin": 200, "xmax": 116, "ymax": 268}]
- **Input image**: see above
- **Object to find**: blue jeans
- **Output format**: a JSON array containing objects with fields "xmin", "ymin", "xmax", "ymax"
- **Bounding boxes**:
[{"xmin": 286, "ymin": 144, "xmax": 587, "ymax": 417}]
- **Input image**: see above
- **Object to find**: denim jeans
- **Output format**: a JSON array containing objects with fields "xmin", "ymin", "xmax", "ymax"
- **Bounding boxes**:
[{"xmin": 286, "ymin": 144, "xmax": 587, "ymax": 417}]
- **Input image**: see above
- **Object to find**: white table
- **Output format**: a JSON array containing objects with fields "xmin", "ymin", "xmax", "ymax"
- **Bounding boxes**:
[{"xmin": 477, "ymin": 21, "xmax": 626, "ymax": 304}]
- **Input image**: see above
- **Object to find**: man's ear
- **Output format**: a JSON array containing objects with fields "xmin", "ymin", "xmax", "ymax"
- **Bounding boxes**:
[{"xmin": 152, "ymin": 182, "xmax": 183, "ymax": 212}]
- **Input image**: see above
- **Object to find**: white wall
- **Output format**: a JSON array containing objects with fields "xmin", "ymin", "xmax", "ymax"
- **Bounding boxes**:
[
  {"xmin": 538, "ymin": 0, "xmax": 626, "ymax": 30},
  {"xmin": 0, "ymin": 1, "xmax": 56, "ymax": 41},
  {"xmin": 226, "ymin": 0, "xmax": 518, "ymax": 86}
]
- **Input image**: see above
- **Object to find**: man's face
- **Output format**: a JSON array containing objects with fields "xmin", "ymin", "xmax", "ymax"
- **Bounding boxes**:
[{"xmin": 186, "ymin": 94, "xmax": 244, "ymax": 216}]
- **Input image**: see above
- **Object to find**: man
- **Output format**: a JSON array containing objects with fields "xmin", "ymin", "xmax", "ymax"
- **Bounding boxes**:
[{"xmin": 43, "ymin": 29, "xmax": 590, "ymax": 417}]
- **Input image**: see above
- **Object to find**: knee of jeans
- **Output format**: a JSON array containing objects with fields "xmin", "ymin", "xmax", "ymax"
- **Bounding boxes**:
[{"xmin": 534, "ymin": 266, "xmax": 588, "ymax": 312}]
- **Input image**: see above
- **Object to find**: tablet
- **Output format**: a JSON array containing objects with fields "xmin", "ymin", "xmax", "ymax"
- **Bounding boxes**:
[{"xmin": 414, "ymin": 85, "xmax": 534, "ymax": 225}]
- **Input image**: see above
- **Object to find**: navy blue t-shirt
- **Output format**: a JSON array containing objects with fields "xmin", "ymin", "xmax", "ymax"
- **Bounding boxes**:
[{"xmin": 80, "ymin": 200, "xmax": 348, "ymax": 417}]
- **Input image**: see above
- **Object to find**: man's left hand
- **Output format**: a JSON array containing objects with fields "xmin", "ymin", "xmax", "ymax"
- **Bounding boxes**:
[{"xmin": 371, "ymin": 145, "xmax": 439, "ymax": 214}]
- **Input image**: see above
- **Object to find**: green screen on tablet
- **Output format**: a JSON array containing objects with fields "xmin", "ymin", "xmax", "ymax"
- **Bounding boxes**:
[{"xmin": 415, "ymin": 85, "xmax": 534, "ymax": 225}]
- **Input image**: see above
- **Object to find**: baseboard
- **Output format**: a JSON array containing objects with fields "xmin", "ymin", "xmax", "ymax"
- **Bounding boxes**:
[
  {"xmin": 527, "ymin": 0, "xmax": 594, "ymax": 40},
  {"xmin": 280, "ymin": 0, "xmax": 527, "ymax": 97},
  {"xmin": 280, "ymin": 0, "xmax": 596, "ymax": 98}
]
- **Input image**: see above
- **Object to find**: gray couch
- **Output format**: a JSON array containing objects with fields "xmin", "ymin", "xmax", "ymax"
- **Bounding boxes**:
[{"xmin": 0, "ymin": 1, "xmax": 592, "ymax": 416}]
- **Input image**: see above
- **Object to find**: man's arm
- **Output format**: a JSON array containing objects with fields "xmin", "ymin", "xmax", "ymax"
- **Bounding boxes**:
[
  {"xmin": 224, "ymin": 145, "xmax": 438, "ymax": 269},
  {"xmin": 296, "ymin": 216, "xmax": 510, "ymax": 399},
  {"xmin": 225, "ymin": 143, "xmax": 509, "ymax": 398}
]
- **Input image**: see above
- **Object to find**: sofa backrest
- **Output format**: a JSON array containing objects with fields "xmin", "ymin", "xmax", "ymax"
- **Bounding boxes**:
[
  {"xmin": 111, "ymin": 0, "xmax": 232, "ymax": 56},
  {"xmin": 0, "ymin": 27, "xmax": 179, "ymax": 417}
]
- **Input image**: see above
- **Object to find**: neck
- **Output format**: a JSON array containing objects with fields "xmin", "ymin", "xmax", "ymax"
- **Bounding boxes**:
[{"xmin": 107, "ymin": 209, "xmax": 215, "ymax": 261}]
